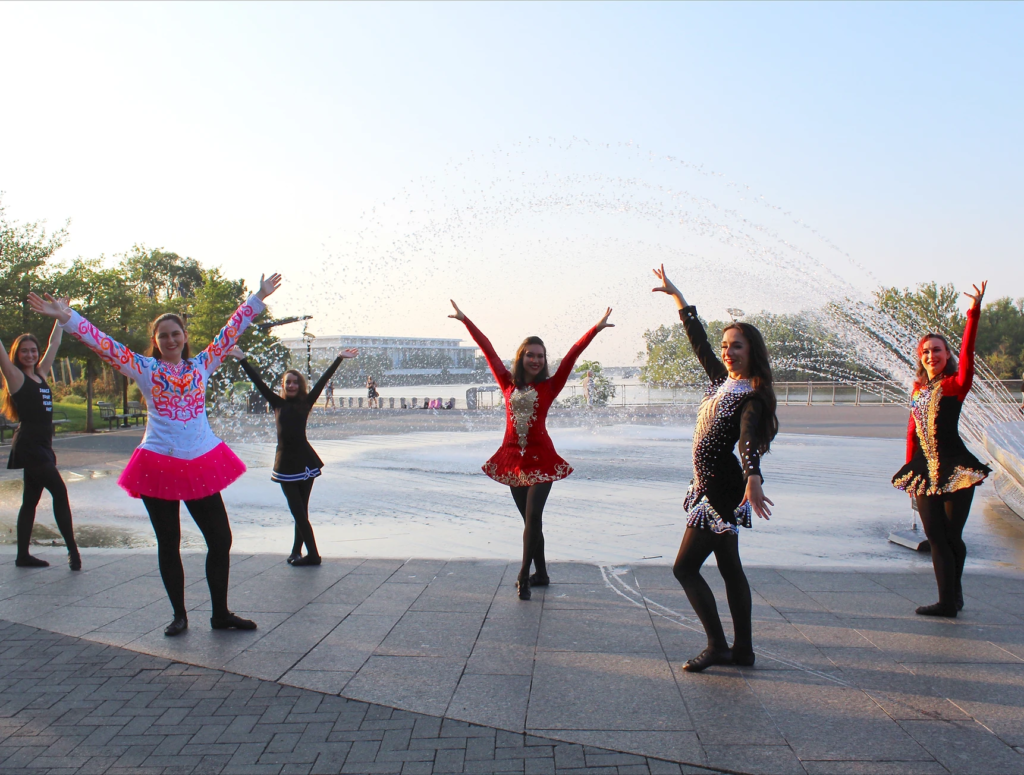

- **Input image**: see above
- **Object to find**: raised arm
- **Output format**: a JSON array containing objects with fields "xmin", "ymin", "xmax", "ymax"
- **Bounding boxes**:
[
  {"xmin": 38, "ymin": 313, "xmax": 67, "ymax": 377},
  {"xmin": 195, "ymin": 273, "xmax": 279, "ymax": 379},
  {"xmin": 653, "ymin": 265, "xmax": 727, "ymax": 383},
  {"xmin": 953, "ymin": 282, "xmax": 985, "ymax": 398},
  {"xmin": 449, "ymin": 301, "xmax": 512, "ymax": 389},
  {"xmin": 28, "ymin": 292, "xmax": 147, "ymax": 380},
  {"xmin": 308, "ymin": 349, "xmax": 357, "ymax": 404},
  {"xmin": 550, "ymin": 308, "xmax": 613, "ymax": 394},
  {"xmin": 0, "ymin": 338, "xmax": 25, "ymax": 395},
  {"xmin": 233, "ymin": 351, "xmax": 283, "ymax": 407}
]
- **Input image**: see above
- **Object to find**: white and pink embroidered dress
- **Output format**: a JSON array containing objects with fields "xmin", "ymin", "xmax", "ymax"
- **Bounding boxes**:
[{"xmin": 61, "ymin": 295, "xmax": 266, "ymax": 501}]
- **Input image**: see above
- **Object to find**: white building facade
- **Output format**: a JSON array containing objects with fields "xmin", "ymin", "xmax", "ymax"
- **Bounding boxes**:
[{"xmin": 280, "ymin": 334, "xmax": 479, "ymax": 377}]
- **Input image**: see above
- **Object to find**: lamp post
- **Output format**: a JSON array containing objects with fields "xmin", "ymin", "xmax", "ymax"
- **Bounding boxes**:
[{"xmin": 302, "ymin": 322, "xmax": 316, "ymax": 380}]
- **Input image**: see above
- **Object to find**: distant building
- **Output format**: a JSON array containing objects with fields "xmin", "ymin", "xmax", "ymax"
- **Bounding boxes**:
[{"xmin": 280, "ymin": 334, "xmax": 478, "ymax": 377}]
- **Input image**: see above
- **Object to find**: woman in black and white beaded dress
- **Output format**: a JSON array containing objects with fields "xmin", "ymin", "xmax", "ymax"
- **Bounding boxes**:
[{"xmin": 653, "ymin": 265, "xmax": 779, "ymax": 673}]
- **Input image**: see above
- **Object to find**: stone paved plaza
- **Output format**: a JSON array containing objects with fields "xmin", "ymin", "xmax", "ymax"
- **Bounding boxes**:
[{"xmin": 2, "ymin": 552, "xmax": 1023, "ymax": 774}]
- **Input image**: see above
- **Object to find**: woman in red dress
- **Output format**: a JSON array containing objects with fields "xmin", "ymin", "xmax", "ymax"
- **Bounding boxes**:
[
  {"xmin": 892, "ymin": 281, "xmax": 991, "ymax": 617},
  {"xmin": 449, "ymin": 300, "xmax": 614, "ymax": 600}
]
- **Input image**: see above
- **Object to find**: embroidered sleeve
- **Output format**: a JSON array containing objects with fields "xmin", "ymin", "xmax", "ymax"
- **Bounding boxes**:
[
  {"xmin": 60, "ymin": 310, "xmax": 150, "ymax": 380},
  {"xmin": 952, "ymin": 304, "xmax": 981, "ymax": 399},
  {"xmin": 308, "ymin": 356, "xmax": 344, "ymax": 405},
  {"xmin": 239, "ymin": 358, "xmax": 283, "ymax": 408},
  {"xmin": 550, "ymin": 326, "xmax": 600, "ymax": 394},
  {"xmin": 462, "ymin": 318, "xmax": 512, "ymax": 390},
  {"xmin": 905, "ymin": 404, "xmax": 918, "ymax": 464},
  {"xmin": 679, "ymin": 306, "xmax": 728, "ymax": 384},
  {"xmin": 737, "ymin": 398, "xmax": 763, "ymax": 480},
  {"xmin": 195, "ymin": 295, "xmax": 267, "ymax": 379}
]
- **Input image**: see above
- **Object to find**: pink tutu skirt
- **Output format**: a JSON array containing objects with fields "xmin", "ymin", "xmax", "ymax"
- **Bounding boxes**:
[{"xmin": 117, "ymin": 443, "xmax": 247, "ymax": 501}]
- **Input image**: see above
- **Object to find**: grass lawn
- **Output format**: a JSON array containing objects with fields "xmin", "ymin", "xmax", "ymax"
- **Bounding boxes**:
[{"xmin": 53, "ymin": 401, "xmax": 143, "ymax": 434}]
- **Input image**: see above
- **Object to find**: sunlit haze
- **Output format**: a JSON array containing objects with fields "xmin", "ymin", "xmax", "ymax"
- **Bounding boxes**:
[{"xmin": 2, "ymin": 1, "xmax": 1021, "ymax": 364}]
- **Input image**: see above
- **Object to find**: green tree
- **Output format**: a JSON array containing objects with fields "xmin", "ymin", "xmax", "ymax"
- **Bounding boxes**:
[
  {"xmin": 564, "ymin": 360, "xmax": 616, "ymax": 406},
  {"xmin": 977, "ymin": 297, "xmax": 1024, "ymax": 379},
  {"xmin": 0, "ymin": 197, "xmax": 70, "ymax": 344},
  {"xmin": 874, "ymin": 282, "xmax": 966, "ymax": 340}
]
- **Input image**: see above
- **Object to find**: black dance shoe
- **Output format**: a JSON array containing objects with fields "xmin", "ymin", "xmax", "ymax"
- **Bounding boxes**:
[
  {"xmin": 529, "ymin": 573, "xmax": 550, "ymax": 587},
  {"xmin": 164, "ymin": 617, "xmax": 188, "ymax": 637},
  {"xmin": 683, "ymin": 647, "xmax": 733, "ymax": 673},
  {"xmin": 731, "ymin": 646, "xmax": 756, "ymax": 667},
  {"xmin": 211, "ymin": 613, "xmax": 258, "ymax": 631},
  {"xmin": 915, "ymin": 602, "xmax": 957, "ymax": 618},
  {"xmin": 516, "ymin": 575, "xmax": 531, "ymax": 601},
  {"xmin": 291, "ymin": 555, "xmax": 321, "ymax": 567},
  {"xmin": 286, "ymin": 552, "xmax": 302, "ymax": 565},
  {"xmin": 956, "ymin": 588, "xmax": 964, "ymax": 611},
  {"xmin": 15, "ymin": 555, "xmax": 49, "ymax": 568},
  {"xmin": 68, "ymin": 551, "xmax": 82, "ymax": 571}
]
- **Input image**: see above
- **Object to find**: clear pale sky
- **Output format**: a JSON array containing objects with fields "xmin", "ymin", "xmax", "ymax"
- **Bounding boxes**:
[{"xmin": 1, "ymin": 2, "xmax": 1021, "ymax": 363}]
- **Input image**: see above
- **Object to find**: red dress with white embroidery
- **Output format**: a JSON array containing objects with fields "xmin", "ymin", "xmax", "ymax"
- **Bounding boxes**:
[
  {"xmin": 462, "ymin": 318, "xmax": 599, "ymax": 487},
  {"xmin": 892, "ymin": 302, "xmax": 991, "ymax": 497}
]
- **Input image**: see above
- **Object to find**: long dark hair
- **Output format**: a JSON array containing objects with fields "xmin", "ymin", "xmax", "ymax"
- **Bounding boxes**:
[
  {"xmin": 1, "ymin": 334, "xmax": 43, "ymax": 421},
  {"xmin": 915, "ymin": 333, "xmax": 957, "ymax": 385},
  {"xmin": 722, "ymin": 322, "xmax": 778, "ymax": 454},
  {"xmin": 512, "ymin": 336, "xmax": 549, "ymax": 388},
  {"xmin": 281, "ymin": 369, "xmax": 309, "ymax": 400},
  {"xmin": 148, "ymin": 312, "xmax": 192, "ymax": 360}
]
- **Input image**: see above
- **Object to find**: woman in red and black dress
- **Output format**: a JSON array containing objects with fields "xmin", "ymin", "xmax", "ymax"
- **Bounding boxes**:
[
  {"xmin": 449, "ymin": 300, "xmax": 614, "ymax": 600},
  {"xmin": 892, "ymin": 281, "xmax": 991, "ymax": 618}
]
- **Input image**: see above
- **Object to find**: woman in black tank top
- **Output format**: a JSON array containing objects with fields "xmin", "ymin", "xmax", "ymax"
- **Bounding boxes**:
[{"xmin": 1, "ymin": 306, "xmax": 81, "ymax": 570}]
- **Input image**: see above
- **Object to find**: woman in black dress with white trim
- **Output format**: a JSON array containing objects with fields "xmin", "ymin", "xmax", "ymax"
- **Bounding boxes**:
[
  {"xmin": 653, "ymin": 265, "xmax": 779, "ymax": 672},
  {"xmin": 230, "ymin": 346, "xmax": 358, "ymax": 565},
  {"xmin": 1, "ymin": 310, "xmax": 81, "ymax": 570}
]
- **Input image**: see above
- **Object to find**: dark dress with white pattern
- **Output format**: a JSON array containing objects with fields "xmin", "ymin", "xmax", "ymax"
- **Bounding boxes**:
[{"xmin": 680, "ymin": 306, "xmax": 767, "ymax": 535}]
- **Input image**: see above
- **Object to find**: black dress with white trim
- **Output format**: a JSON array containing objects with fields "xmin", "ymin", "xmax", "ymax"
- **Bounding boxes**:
[
  {"xmin": 239, "ymin": 356, "xmax": 344, "ymax": 482},
  {"xmin": 679, "ymin": 306, "xmax": 767, "ymax": 535}
]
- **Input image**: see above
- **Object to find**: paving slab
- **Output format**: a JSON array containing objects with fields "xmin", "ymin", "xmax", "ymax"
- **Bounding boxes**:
[{"xmin": 2, "ymin": 553, "xmax": 1024, "ymax": 774}]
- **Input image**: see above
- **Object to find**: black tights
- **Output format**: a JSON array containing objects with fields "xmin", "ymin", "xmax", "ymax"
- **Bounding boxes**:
[
  {"xmin": 142, "ymin": 494, "xmax": 233, "ymax": 620},
  {"xmin": 282, "ymin": 479, "xmax": 318, "ymax": 558},
  {"xmin": 917, "ymin": 486, "xmax": 975, "ymax": 606},
  {"xmin": 18, "ymin": 464, "xmax": 78, "ymax": 560},
  {"xmin": 511, "ymin": 482, "xmax": 552, "ymax": 579},
  {"xmin": 673, "ymin": 526, "xmax": 752, "ymax": 651}
]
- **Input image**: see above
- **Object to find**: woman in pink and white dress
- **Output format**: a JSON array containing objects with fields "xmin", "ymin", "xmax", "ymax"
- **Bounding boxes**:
[{"xmin": 29, "ymin": 273, "xmax": 281, "ymax": 638}]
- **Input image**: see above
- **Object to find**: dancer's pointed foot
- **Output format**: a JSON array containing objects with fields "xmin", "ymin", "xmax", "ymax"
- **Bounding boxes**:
[
  {"xmin": 731, "ymin": 645, "xmax": 756, "ymax": 667},
  {"xmin": 68, "ymin": 551, "xmax": 82, "ymax": 571},
  {"xmin": 529, "ymin": 573, "xmax": 550, "ymax": 587},
  {"xmin": 291, "ymin": 555, "xmax": 321, "ymax": 566},
  {"xmin": 210, "ymin": 613, "xmax": 257, "ymax": 631},
  {"xmin": 516, "ymin": 575, "xmax": 531, "ymax": 601},
  {"xmin": 15, "ymin": 555, "xmax": 49, "ymax": 568},
  {"xmin": 164, "ymin": 617, "xmax": 188, "ymax": 637},
  {"xmin": 916, "ymin": 602, "xmax": 957, "ymax": 618},
  {"xmin": 683, "ymin": 646, "xmax": 733, "ymax": 673},
  {"xmin": 286, "ymin": 552, "xmax": 302, "ymax": 565}
]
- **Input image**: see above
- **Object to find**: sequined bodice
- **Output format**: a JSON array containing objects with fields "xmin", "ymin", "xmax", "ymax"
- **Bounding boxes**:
[
  {"xmin": 509, "ymin": 386, "xmax": 540, "ymax": 454},
  {"xmin": 692, "ymin": 378, "xmax": 754, "ymax": 488}
]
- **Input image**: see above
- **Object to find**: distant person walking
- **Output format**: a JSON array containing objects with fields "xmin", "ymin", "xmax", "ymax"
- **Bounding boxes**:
[
  {"xmin": 230, "ymin": 345, "xmax": 358, "ymax": 566},
  {"xmin": 324, "ymin": 379, "xmax": 335, "ymax": 409},
  {"xmin": 29, "ymin": 274, "xmax": 281, "ymax": 637},
  {"xmin": 892, "ymin": 281, "xmax": 991, "ymax": 617},
  {"xmin": 652, "ymin": 265, "xmax": 778, "ymax": 672},
  {"xmin": 1, "ymin": 308, "xmax": 81, "ymax": 570},
  {"xmin": 449, "ymin": 299, "xmax": 614, "ymax": 600},
  {"xmin": 583, "ymin": 369, "xmax": 595, "ymax": 407},
  {"xmin": 366, "ymin": 376, "xmax": 379, "ymax": 409}
]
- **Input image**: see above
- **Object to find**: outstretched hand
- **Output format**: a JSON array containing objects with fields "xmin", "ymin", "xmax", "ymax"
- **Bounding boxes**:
[
  {"xmin": 256, "ymin": 273, "xmax": 282, "ymax": 300},
  {"xmin": 340, "ymin": 348, "xmax": 359, "ymax": 359},
  {"xmin": 596, "ymin": 307, "xmax": 615, "ymax": 332},
  {"xmin": 740, "ymin": 475, "xmax": 773, "ymax": 520},
  {"xmin": 448, "ymin": 300, "xmax": 466, "ymax": 322},
  {"xmin": 27, "ymin": 292, "xmax": 72, "ymax": 324},
  {"xmin": 652, "ymin": 264, "xmax": 683, "ymax": 298},
  {"xmin": 964, "ymin": 281, "xmax": 987, "ymax": 308},
  {"xmin": 227, "ymin": 346, "xmax": 246, "ymax": 360}
]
